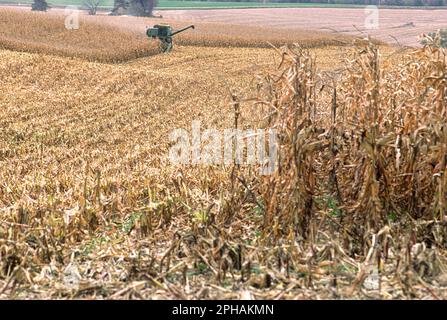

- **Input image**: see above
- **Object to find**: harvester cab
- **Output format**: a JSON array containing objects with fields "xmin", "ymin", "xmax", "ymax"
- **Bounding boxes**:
[{"xmin": 146, "ymin": 24, "xmax": 195, "ymax": 53}]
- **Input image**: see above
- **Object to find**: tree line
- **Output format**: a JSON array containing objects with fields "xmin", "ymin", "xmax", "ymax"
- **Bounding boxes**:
[
  {"xmin": 30, "ymin": 0, "xmax": 447, "ymax": 15},
  {"xmin": 269, "ymin": 0, "xmax": 446, "ymax": 6},
  {"xmin": 194, "ymin": 0, "xmax": 445, "ymax": 5},
  {"xmin": 31, "ymin": 0, "xmax": 158, "ymax": 15}
]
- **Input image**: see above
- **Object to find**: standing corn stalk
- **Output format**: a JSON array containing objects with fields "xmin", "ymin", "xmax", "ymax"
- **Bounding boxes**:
[{"xmin": 240, "ymin": 40, "xmax": 446, "ymax": 250}]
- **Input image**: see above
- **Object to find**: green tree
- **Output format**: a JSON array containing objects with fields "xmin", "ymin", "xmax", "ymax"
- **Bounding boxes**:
[
  {"xmin": 31, "ymin": 0, "xmax": 49, "ymax": 11},
  {"xmin": 111, "ymin": 0, "xmax": 157, "ymax": 16}
]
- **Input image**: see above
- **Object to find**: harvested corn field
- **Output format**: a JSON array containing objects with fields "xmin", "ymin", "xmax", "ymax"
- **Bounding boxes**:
[{"xmin": 0, "ymin": 7, "xmax": 446, "ymax": 301}]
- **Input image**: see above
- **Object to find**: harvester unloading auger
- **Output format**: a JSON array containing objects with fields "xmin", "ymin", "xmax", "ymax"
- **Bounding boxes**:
[{"xmin": 146, "ymin": 24, "xmax": 195, "ymax": 53}]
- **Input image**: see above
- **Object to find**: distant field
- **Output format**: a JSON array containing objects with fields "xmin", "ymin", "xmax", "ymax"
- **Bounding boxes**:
[
  {"xmin": 0, "ymin": 0, "xmax": 367, "ymax": 9},
  {"xmin": 1, "ymin": 2, "xmax": 444, "ymax": 46},
  {"xmin": 2, "ymin": 0, "xmax": 445, "ymax": 9},
  {"xmin": 161, "ymin": 7, "xmax": 447, "ymax": 46}
]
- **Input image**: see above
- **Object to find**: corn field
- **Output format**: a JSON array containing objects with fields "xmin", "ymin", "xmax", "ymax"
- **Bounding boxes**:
[
  {"xmin": 0, "ymin": 9, "xmax": 446, "ymax": 300},
  {"xmin": 0, "ymin": 9, "xmax": 362, "ymax": 64},
  {"xmin": 233, "ymin": 39, "xmax": 447, "ymax": 297}
]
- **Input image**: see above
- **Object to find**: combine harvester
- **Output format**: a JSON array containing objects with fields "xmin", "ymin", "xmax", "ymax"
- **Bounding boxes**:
[{"xmin": 146, "ymin": 24, "xmax": 195, "ymax": 53}]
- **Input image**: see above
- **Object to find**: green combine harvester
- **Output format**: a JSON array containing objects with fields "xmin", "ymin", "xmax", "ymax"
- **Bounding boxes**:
[{"xmin": 146, "ymin": 24, "xmax": 195, "ymax": 53}]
